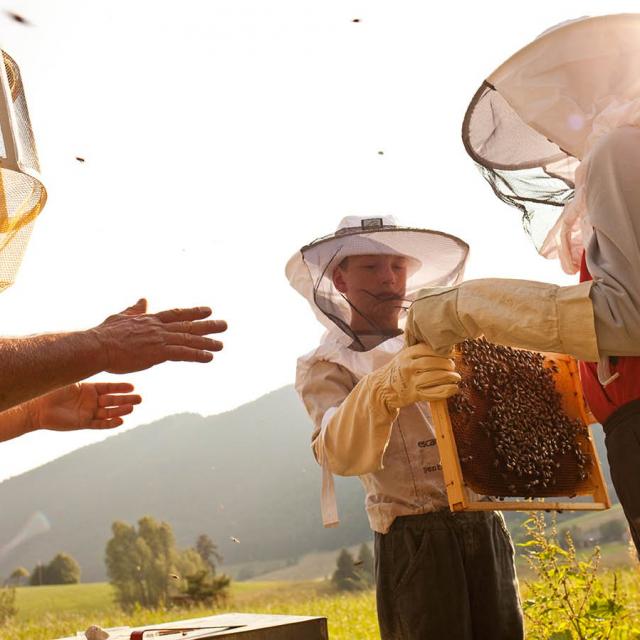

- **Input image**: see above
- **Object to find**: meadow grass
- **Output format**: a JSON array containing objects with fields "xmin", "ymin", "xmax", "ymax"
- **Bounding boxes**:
[
  {"xmin": 4, "ymin": 566, "xmax": 640, "ymax": 639},
  {"xmin": 2, "ymin": 581, "xmax": 377, "ymax": 640},
  {"xmin": 14, "ymin": 583, "xmax": 116, "ymax": 621}
]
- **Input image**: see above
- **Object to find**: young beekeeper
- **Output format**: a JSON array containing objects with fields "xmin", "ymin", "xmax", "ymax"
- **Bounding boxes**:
[
  {"xmin": 404, "ymin": 14, "xmax": 640, "ymax": 554},
  {"xmin": 286, "ymin": 215, "xmax": 523, "ymax": 640}
]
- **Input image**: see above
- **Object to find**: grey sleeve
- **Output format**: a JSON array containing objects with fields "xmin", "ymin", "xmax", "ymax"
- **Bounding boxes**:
[{"xmin": 585, "ymin": 126, "xmax": 640, "ymax": 356}]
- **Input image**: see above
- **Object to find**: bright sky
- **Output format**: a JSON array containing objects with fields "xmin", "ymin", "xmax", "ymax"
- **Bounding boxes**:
[{"xmin": 0, "ymin": 0, "xmax": 633, "ymax": 481}]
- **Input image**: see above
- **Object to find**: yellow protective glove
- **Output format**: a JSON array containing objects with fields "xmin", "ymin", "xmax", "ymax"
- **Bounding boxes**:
[
  {"xmin": 405, "ymin": 279, "xmax": 599, "ymax": 362},
  {"xmin": 370, "ymin": 343, "xmax": 461, "ymax": 410},
  {"xmin": 318, "ymin": 343, "xmax": 460, "ymax": 477}
]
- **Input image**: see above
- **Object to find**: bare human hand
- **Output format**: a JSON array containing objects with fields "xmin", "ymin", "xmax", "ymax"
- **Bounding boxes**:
[
  {"xmin": 91, "ymin": 299, "xmax": 228, "ymax": 374},
  {"xmin": 32, "ymin": 382, "xmax": 142, "ymax": 431}
]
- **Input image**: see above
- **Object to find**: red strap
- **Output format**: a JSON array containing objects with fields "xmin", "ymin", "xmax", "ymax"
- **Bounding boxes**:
[
  {"xmin": 579, "ymin": 251, "xmax": 592, "ymax": 282},
  {"xmin": 130, "ymin": 627, "xmax": 243, "ymax": 640}
]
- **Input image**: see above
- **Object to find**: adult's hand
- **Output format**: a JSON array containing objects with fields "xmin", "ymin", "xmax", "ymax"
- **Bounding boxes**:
[
  {"xmin": 0, "ymin": 298, "xmax": 227, "ymax": 419},
  {"xmin": 32, "ymin": 382, "xmax": 142, "ymax": 430},
  {"xmin": 92, "ymin": 298, "xmax": 227, "ymax": 374}
]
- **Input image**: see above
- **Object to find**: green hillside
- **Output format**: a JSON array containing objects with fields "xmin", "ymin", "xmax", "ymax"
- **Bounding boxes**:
[
  {"xmin": 556, "ymin": 502, "xmax": 625, "ymax": 532},
  {"xmin": 0, "ymin": 387, "xmax": 370, "ymax": 582}
]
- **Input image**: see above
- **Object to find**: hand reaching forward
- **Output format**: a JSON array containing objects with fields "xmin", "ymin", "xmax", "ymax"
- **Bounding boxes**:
[
  {"xmin": 32, "ymin": 382, "xmax": 142, "ymax": 430},
  {"xmin": 92, "ymin": 299, "xmax": 228, "ymax": 374}
]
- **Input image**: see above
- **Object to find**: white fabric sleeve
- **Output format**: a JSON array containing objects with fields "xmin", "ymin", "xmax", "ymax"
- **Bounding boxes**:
[
  {"xmin": 319, "ymin": 407, "xmax": 339, "ymax": 527},
  {"xmin": 297, "ymin": 358, "xmax": 397, "ymax": 526}
]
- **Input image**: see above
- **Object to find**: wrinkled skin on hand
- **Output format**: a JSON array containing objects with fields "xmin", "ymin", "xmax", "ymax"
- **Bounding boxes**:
[
  {"xmin": 33, "ymin": 382, "xmax": 142, "ymax": 430},
  {"xmin": 92, "ymin": 299, "xmax": 228, "ymax": 374}
]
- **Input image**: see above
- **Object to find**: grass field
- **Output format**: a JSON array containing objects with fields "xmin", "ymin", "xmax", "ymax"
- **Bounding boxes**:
[
  {"xmin": 13, "ymin": 583, "xmax": 115, "ymax": 621},
  {"xmin": 235, "ymin": 542, "xmax": 372, "ymax": 583},
  {"xmin": 12, "ymin": 580, "xmax": 337, "ymax": 622},
  {"xmin": 3, "ymin": 581, "xmax": 377, "ymax": 640},
  {"xmin": 555, "ymin": 503, "xmax": 626, "ymax": 532},
  {"xmin": 4, "ymin": 562, "xmax": 640, "ymax": 639}
]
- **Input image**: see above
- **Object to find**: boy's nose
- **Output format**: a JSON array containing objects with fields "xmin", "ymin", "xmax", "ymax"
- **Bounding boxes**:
[{"xmin": 380, "ymin": 264, "xmax": 396, "ymax": 283}]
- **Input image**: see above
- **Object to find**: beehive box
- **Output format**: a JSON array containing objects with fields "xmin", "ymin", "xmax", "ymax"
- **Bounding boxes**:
[
  {"xmin": 429, "ymin": 339, "xmax": 610, "ymax": 512},
  {"xmin": 57, "ymin": 613, "xmax": 328, "ymax": 640}
]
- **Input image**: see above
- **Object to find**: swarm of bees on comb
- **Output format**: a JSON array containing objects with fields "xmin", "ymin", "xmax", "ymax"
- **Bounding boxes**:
[{"xmin": 447, "ymin": 338, "xmax": 593, "ymax": 499}]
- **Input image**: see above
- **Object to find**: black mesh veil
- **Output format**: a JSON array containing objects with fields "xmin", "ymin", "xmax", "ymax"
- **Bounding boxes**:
[
  {"xmin": 462, "ymin": 82, "xmax": 578, "ymax": 252},
  {"xmin": 286, "ymin": 218, "xmax": 469, "ymax": 345}
]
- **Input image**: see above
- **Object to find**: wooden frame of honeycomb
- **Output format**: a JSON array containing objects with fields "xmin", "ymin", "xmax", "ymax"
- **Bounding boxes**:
[{"xmin": 430, "ymin": 349, "xmax": 611, "ymax": 512}]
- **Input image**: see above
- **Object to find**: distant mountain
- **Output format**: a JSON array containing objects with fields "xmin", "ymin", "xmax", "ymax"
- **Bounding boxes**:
[
  {"xmin": 0, "ymin": 387, "xmax": 370, "ymax": 582},
  {"xmin": 0, "ymin": 387, "xmax": 617, "ymax": 583}
]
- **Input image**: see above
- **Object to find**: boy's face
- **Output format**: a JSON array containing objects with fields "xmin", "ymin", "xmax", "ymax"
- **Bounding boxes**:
[{"xmin": 332, "ymin": 254, "xmax": 408, "ymax": 333}]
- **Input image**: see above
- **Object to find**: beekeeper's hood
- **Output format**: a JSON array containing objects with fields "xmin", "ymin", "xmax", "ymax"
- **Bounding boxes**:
[
  {"xmin": 462, "ymin": 14, "xmax": 640, "ymax": 274},
  {"xmin": 286, "ymin": 215, "xmax": 469, "ymax": 346},
  {"xmin": 0, "ymin": 50, "xmax": 46, "ymax": 290}
]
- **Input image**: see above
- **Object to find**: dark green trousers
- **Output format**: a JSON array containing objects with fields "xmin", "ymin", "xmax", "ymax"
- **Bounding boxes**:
[{"xmin": 374, "ymin": 510, "xmax": 524, "ymax": 640}]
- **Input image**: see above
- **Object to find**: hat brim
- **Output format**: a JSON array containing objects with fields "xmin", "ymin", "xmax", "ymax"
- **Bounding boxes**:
[
  {"xmin": 294, "ymin": 227, "xmax": 467, "ymax": 290},
  {"xmin": 286, "ymin": 226, "xmax": 469, "ymax": 339},
  {"xmin": 465, "ymin": 13, "xmax": 640, "ymax": 170}
]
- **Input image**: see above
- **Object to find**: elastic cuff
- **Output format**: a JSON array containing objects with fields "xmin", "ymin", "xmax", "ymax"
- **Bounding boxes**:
[
  {"xmin": 556, "ymin": 281, "xmax": 600, "ymax": 362},
  {"xmin": 368, "ymin": 371, "xmax": 398, "ymax": 414}
]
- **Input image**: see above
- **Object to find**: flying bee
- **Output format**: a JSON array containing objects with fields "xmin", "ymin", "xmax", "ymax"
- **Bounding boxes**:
[{"xmin": 5, "ymin": 11, "xmax": 32, "ymax": 25}]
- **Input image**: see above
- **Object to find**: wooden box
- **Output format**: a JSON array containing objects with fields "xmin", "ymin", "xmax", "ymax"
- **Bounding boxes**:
[{"xmin": 59, "ymin": 613, "xmax": 328, "ymax": 640}]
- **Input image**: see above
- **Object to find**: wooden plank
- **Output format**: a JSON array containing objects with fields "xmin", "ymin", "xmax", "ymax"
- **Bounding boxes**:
[
  {"xmin": 462, "ymin": 500, "xmax": 609, "ymax": 512},
  {"xmin": 0, "ymin": 169, "xmax": 7, "ymax": 232},
  {"xmin": 57, "ymin": 614, "xmax": 328, "ymax": 640},
  {"xmin": 587, "ymin": 425, "xmax": 612, "ymax": 508},
  {"xmin": 428, "ymin": 399, "xmax": 468, "ymax": 511},
  {"xmin": 562, "ymin": 356, "xmax": 611, "ymax": 509}
]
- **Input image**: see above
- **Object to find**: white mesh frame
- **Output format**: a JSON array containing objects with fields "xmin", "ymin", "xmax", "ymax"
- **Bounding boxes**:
[
  {"xmin": 0, "ymin": 51, "xmax": 46, "ymax": 290},
  {"xmin": 287, "ymin": 222, "xmax": 469, "ymax": 343},
  {"xmin": 461, "ymin": 14, "xmax": 640, "ymax": 266}
]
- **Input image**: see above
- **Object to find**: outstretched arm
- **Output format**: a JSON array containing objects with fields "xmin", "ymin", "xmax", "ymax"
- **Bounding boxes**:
[
  {"xmin": 405, "ymin": 279, "xmax": 598, "ymax": 360},
  {"xmin": 0, "ymin": 298, "xmax": 227, "ymax": 413},
  {"xmin": 0, "ymin": 382, "xmax": 142, "ymax": 442}
]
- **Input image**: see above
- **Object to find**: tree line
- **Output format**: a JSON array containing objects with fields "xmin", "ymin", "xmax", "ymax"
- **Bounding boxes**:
[
  {"xmin": 332, "ymin": 544, "xmax": 374, "ymax": 591},
  {"xmin": 105, "ymin": 516, "xmax": 230, "ymax": 609},
  {"xmin": 0, "ymin": 515, "xmax": 230, "ymax": 625},
  {"xmin": 7, "ymin": 553, "xmax": 80, "ymax": 587}
]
